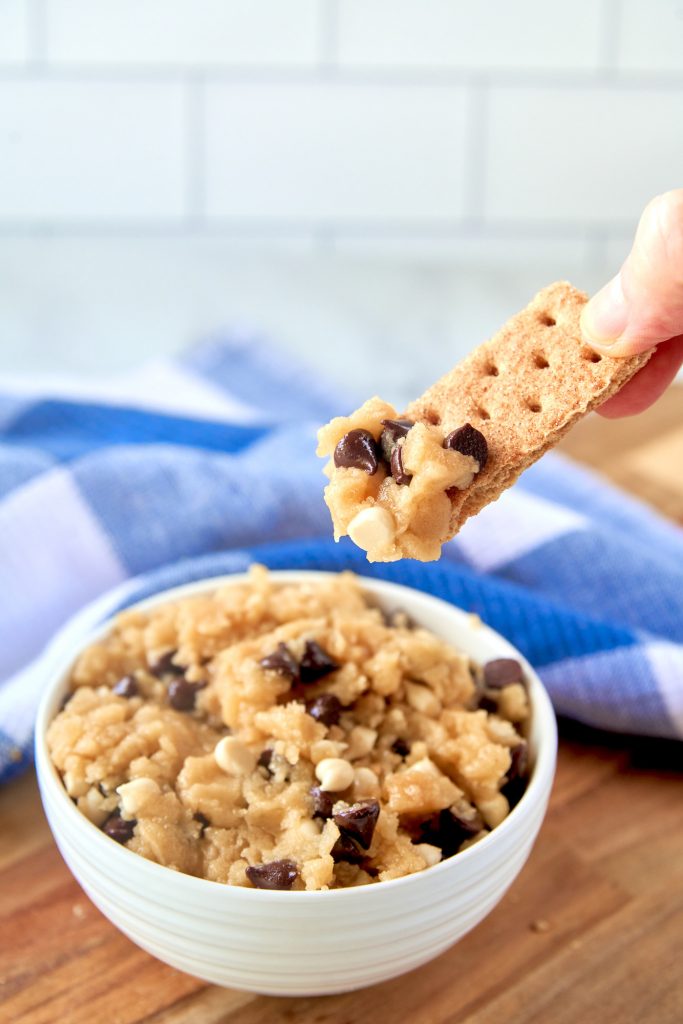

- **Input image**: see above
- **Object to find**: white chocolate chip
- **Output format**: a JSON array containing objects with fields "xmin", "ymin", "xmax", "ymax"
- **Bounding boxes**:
[
  {"xmin": 485, "ymin": 715, "xmax": 519, "ymax": 746},
  {"xmin": 63, "ymin": 770, "xmax": 89, "ymax": 798},
  {"xmin": 116, "ymin": 777, "xmax": 160, "ymax": 816},
  {"xmin": 315, "ymin": 757, "xmax": 355, "ymax": 792},
  {"xmin": 385, "ymin": 708, "xmax": 408, "ymax": 733},
  {"xmin": 215, "ymin": 736, "xmax": 258, "ymax": 776},
  {"xmin": 79, "ymin": 787, "xmax": 111, "ymax": 826},
  {"xmin": 354, "ymin": 766, "xmax": 380, "ymax": 798},
  {"xmin": 497, "ymin": 683, "xmax": 530, "ymax": 723},
  {"xmin": 346, "ymin": 725, "xmax": 378, "ymax": 761},
  {"xmin": 405, "ymin": 740, "xmax": 429, "ymax": 765},
  {"xmin": 414, "ymin": 843, "xmax": 443, "ymax": 868},
  {"xmin": 347, "ymin": 506, "xmax": 396, "ymax": 553},
  {"xmin": 477, "ymin": 792, "xmax": 509, "ymax": 828},
  {"xmin": 405, "ymin": 681, "xmax": 442, "ymax": 717}
]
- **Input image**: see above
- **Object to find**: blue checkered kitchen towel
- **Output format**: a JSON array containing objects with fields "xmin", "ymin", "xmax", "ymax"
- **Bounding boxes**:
[{"xmin": 1, "ymin": 334, "xmax": 682, "ymax": 782}]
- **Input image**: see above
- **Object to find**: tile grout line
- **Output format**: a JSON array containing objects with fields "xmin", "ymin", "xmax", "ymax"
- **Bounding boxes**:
[
  {"xmin": 0, "ymin": 66, "xmax": 681, "ymax": 89},
  {"xmin": 26, "ymin": 0, "xmax": 47, "ymax": 71},
  {"xmin": 599, "ymin": 0, "xmax": 623, "ymax": 78},
  {"xmin": 0, "ymin": 221, "xmax": 619, "ymax": 240},
  {"xmin": 462, "ymin": 77, "xmax": 489, "ymax": 225},
  {"xmin": 184, "ymin": 75, "xmax": 206, "ymax": 227},
  {"xmin": 319, "ymin": 0, "xmax": 340, "ymax": 74}
]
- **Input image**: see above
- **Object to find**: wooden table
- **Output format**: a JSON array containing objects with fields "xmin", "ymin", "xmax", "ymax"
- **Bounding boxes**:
[{"xmin": 2, "ymin": 389, "xmax": 682, "ymax": 1024}]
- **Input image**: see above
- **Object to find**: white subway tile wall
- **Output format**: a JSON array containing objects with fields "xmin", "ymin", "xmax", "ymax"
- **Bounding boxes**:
[
  {"xmin": 0, "ymin": 1, "xmax": 681, "ymax": 383},
  {"xmin": 0, "ymin": 0, "xmax": 680, "ymax": 240},
  {"xmin": 0, "ymin": 0, "xmax": 29, "ymax": 66},
  {"xmin": 0, "ymin": 81, "xmax": 187, "ymax": 221},
  {"xmin": 486, "ymin": 86, "xmax": 683, "ymax": 225},
  {"xmin": 44, "ymin": 0, "xmax": 322, "ymax": 68},
  {"xmin": 336, "ymin": 0, "xmax": 604, "ymax": 72},
  {"xmin": 618, "ymin": 0, "xmax": 683, "ymax": 75},
  {"xmin": 205, "ymin": 83, "xmax": 469, "ymax": 222}
]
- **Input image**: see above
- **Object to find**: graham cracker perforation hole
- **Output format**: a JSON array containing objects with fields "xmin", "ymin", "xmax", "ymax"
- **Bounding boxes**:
[
  {"xmin": 539, "ymin": 314, "xmax": 556, "ymax": 327},
  {"xmin": 423, "ymin": 408, "xmax": 441, "ymax": 426},
  {"xmin": 581, "ymin": 348, "xmax": 602, "ymax": 363},
  {"xmin": 533, "ymin": 353, "xmax": 550, "ymax": 369},
  {"xmin": 526, "ymin": 398, "xmax": 542, "ymax": 413},
  {"xmin": 475, "ymin": 406, "xmax": 491, "ymax": 421},
  {"xmin": 484, "ymin": 362, "xmax": 499, "ymax": 377}
]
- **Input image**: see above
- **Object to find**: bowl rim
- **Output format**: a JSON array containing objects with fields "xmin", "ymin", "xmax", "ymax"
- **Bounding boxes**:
[{"xmin": 35, "ymin": 568, "xmax": 557, "ymax": 902}]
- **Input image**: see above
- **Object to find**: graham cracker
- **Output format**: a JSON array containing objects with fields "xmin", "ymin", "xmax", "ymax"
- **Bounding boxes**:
[{"xmin": 405, "ymin": 281, "xmax": 653, "ymax": 535}]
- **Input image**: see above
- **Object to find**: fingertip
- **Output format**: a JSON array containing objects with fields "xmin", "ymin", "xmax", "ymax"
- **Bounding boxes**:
[
  {"xmin": 579, "ymin": 277, "xmax": 627, "ymax": 353},
  {"xmin": 581, "ymin": 305, "xmax": 659, "ymax": 358},
  {"xmin": 596, "ymin": 336, "xmax": 683, "ymax": 418}
]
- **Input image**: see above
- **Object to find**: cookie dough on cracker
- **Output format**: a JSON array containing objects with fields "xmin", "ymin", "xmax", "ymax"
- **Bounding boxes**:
[
  {"xmin": 47, "ymin": 567, "xmax": 530, "ymax": 891},
  {"xmin": 317, "ymin": 282, "xmax": 652, "ymax": 562}
]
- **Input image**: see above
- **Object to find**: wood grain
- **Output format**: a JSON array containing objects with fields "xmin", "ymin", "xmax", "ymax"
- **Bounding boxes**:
[
  {"xmin": 1, "ymin": 387, "xmax": 682, "ymax": 1024},
  {"xmin": 559, "ymin": 386, "xmax": 683, "ymax": 524}
]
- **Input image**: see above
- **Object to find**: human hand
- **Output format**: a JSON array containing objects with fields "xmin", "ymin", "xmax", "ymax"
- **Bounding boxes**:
[{"xmin": 581, "ymin": 189, "xmax": 683, "ymax": 418}]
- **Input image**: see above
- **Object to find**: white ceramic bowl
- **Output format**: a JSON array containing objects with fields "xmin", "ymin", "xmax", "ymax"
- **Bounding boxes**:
[{"xmin": 35, "ymin": 571, "xmax": 557, "ymax": 997}]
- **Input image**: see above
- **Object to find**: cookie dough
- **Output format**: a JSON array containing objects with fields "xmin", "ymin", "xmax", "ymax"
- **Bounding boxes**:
[
  {"xmin": 316, "ymin": 397, "xmax": 486, "ymax": 562},
  {"xmin": 317, "ymin": 283, "xmax": 652, "ymax": 564},
  {"xmin": 47, "ymin": 567, "xmax": 530, "ymax": 891}
]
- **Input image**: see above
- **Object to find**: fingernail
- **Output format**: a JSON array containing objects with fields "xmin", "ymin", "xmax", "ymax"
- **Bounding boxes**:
[{"xmin": 580, "ymin": 275, "xmax": 628, "ymax": 350}]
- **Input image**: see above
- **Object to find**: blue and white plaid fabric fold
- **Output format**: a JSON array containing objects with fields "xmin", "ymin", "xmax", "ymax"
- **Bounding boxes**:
[{"xmin": 1, "ymin": 333, "xmax": 682, "ymax": 782}]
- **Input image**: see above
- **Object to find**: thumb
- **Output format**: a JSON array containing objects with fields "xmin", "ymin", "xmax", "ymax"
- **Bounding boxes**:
[{"xmin": 581, "ymin": 188, "xmax": 683, "ymax": 356}]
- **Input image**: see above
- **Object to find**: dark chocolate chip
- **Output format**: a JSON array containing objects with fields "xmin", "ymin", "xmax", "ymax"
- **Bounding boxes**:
[
  {"xmin": 419, "ymin": 807, "xmax": 484, "ymax": 858},
  {"xmin": 390, "ymin": 443, "xmax": 413, "ymax": 486},
  {"xmin": 306, "ymin": 692, "xmax": 343, "ymax": 727},
  {"xmin": 168, "ymin": 678, "xmax": 206, "ymax": 711},
  {"xmin": 149, "ymin": 649, "xmax": 185, "ymax": 677},
  {"xmin": 477, "ymin": 695, "xmax": 499, "ymax": 715},
  {"xmin": 331, "ymin": 834, "xmax": 367, "ymax": 865},
  {"xmin": 508, "ymin": 742, "xmax": 529, "ymax": 783},
  {"xmin": 257, "ymin": 748, "xmax": 274, "ymax": 773},
  {"xmin": 334, "ymin": 429, "xmax": 381, "ymax": 475},
  {"xmin": 113, "ymin": 675, "xmax": 138, "ymax": 699},
  {"xmin": 451, "ymin": 807, "xmax": 485, "ymax": 836},
  {"xmin": 246, "ymin": 859, "xmax": 299, "ymax": 891},
  {"xmin": 502, "ymin": 742, "xmax": 530, "ymax": 810},
  {"xmin": 194, "ymin": 811, "xmax": 210, "ymax": 836},
  {"xmin": 391, "ymin": 737, "xmax": 410, "ymax": 757},
  {"xmin": 379, "ymin": 418, "xmax": 414, "ymax": 462},
  {"xmin": 102, "ymin": 813, "xmax": 136, "ymax": 844},
  {"xmin": 310, "ymin": 786, "xmax": 336, "ymax": 819},
  {"xmin": 299, "ymin": 640, "xmax": 339, "ymax": 684},
  {"xmin": 483, "ymin": 658, "xmax": 525, "ymax": 690},
  {"xmin": 501, "ymin": 779, "xmax": 526, "ymax": 810},
  {"xmin": 333, "ymin": 800, "xmax": 380, "ymax": 851},
  {"xmin": 443, "ymin": 423, "xmax": 488, "ymax": 471},
  {"xmin": 259, "ymin": 642, "xmax": 300, "ymax": 682}
]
